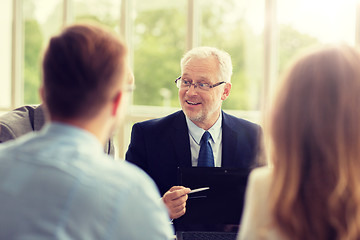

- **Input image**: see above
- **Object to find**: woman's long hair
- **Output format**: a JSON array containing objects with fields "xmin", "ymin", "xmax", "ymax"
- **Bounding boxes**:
[{"xmin": 267, "ymin": 45, "xmax": 360, "ymax": 240}]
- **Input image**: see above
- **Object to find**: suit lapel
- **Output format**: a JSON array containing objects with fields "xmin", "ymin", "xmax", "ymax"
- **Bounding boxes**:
[
  {"xmin": 221, "ymin": 112, "xmax": 238, "ymax": 167},
  {"xmin": 34, "ymin": 105, "xmax": 46, "ymax": 131},
  {"xmin": 171, "ymin": 111, "xmax": 192, "ymax": 168}
]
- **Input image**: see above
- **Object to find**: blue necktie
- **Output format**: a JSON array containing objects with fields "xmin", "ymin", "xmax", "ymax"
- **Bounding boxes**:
[{"xmin": 197, "ymin": 131, "xmax": 214, "ymax": 167}]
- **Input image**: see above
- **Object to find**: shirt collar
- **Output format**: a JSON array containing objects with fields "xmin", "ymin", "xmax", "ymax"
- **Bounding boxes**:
[
  {"xmin": 41, "ymin": 122, "xmax": 104, "ymax": 154},
  {"xmin": 185, "ymin": 113, "xmax": 222, "ymax": 145}
]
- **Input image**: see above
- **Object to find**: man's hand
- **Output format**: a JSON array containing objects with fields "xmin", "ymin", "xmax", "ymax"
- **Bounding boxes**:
[{"xmin": 162, "ymin": 186, "xmax": 191, "ymax": 219}]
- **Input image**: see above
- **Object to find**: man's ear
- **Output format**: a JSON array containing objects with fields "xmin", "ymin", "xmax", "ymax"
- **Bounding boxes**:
[
  {"xmin": 221, "ymin": 82, "xmax": 232, "ymax": 101},
  {"xmin": 111, "ymin": 91, "xmax": 123, "ymax": 116}
]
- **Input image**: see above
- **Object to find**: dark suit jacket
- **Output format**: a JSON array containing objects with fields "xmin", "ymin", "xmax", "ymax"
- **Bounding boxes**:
[
  {"xmin": 0, "ymin": 105, "xmax": 115, "ymax": 156},
  {"xmin": 126, "ymin": 110, "xmax": 261, "ymax": 195}
]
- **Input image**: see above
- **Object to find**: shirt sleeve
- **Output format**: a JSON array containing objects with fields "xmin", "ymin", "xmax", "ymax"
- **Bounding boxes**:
[
  {"xmin": 237, "ymin": 167, "xmax": 274, "ymax": 240},
  {"xmin": 0, "ymin": 123, "xmax": 17, "ymax": 143},
  {"xmin": 111, "ymin": 168, "xmax": 174, "ymax": 239}
]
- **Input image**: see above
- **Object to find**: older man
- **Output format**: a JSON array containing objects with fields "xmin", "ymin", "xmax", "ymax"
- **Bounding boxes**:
[{"xmin": 126, "ymin": 46, "xmax": 261, "ymax": 220}]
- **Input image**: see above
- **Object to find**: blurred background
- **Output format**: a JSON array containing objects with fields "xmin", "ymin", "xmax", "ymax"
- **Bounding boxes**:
[{"xmin": 1, "ymin": 0, "xmax": 359, "ymax": 157}]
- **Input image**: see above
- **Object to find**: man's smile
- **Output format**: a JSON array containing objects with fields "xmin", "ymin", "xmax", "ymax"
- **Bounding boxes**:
[{"xmin": 186, "ymin": 100, "xmax": 201, "ymax": 105}]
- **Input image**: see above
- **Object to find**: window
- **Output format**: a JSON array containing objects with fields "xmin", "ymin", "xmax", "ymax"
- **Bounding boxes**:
[
  {"xmin": 277, "ymin": 0, "xmax": 357, "ymax": 74},
  {"xmin": 73, "ymin": 0, "xmax": 121, "ymax": 31},
  {"xmin": 0, "ymin": 0, "xmax": 12, "ymax": 110},
  {"xmin": 132, "ymin": 0, "xmax": 187, "ymax": 108},
  {"xmin": 5, "ymin": 0, "xmax": 360, "ymax": 157},
  {"xmin": 199, "ymin": 0, "xmax": 264, "ymax": 111},
  {"xmin": 23, "ymin": 0, "xmax": 62, "ymax": 104}
]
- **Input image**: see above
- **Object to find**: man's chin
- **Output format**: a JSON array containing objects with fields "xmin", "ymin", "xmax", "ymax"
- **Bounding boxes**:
[{"xmin": 185, "ymin": 111, "xmax": 204, "ymax": 123}]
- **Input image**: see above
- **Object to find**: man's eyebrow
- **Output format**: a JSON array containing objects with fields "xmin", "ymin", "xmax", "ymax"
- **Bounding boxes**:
[
  {"xmin": 194, "ymin": 76, "xmax": 210, "ymax": 82},
  {"xmin": 182, "ymin": 74, "xmax": 209, "ymax": 81}
]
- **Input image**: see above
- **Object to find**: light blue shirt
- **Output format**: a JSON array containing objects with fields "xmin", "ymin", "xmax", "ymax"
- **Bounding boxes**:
[
  {"xmin": 185, "ymin": 114, "xmax": 223, "ymax": 167},
  {"xmin": 0, "ymin": 123, "xmax": 173, "ymax": 240}
]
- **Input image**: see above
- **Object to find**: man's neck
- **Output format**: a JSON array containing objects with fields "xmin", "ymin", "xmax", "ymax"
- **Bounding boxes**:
[{"xmin": 49, "ymin": 116, "xmax": 109, "ymax": 146}]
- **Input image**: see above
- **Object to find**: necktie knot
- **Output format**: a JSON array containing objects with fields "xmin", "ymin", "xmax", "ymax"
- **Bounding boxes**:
[{"xmin": 201, "ymin": 131, "xmax": 211, "ymax": 144}]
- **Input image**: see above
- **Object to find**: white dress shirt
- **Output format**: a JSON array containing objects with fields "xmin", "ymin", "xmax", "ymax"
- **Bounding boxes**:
[{"xmin": 185, "ymin": 114, "xmax": 222, "ymax": 167}]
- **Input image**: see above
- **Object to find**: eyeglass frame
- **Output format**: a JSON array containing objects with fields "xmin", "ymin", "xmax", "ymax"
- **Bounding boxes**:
[{"xmin": 175, "ymin": 76, "xmax": 226, "ymax": 91}]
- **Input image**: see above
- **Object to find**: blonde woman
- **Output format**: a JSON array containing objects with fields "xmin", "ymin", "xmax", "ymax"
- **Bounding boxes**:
[{"xmin": 238, "ymin": 45, "xmax": 360, "ymax": 240}]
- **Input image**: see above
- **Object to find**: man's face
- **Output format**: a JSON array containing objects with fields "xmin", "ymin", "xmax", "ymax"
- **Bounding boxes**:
[{"xmin": 179, "ymin": 56, "xmax": 231, "ymax": 130}]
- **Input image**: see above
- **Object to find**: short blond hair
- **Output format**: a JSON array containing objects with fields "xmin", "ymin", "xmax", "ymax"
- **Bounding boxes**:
[{"xmin": 180, "ymin": 46, "xmax": 233, "ymax": 83}]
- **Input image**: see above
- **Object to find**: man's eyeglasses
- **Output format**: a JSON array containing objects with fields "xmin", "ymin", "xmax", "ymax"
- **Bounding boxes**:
[{"xmin": 175, "ymin": 76, "xmax": 226, "ymax": 91}]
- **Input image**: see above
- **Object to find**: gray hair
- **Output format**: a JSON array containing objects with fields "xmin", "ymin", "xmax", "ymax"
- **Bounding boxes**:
[{"xmin": 180, "ymin": 46, "xmax": 233, "ymax": 83}]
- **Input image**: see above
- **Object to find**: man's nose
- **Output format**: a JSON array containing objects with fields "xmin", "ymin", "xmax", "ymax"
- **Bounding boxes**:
[{"xmin": 186, "ymin": 84, "xmax": 198, "ymax": 95}]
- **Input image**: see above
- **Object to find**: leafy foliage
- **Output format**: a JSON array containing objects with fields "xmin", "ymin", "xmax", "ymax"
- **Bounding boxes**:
[
  {"xmin": 133, "ymin": 8, "xmax": 186, "ymax": 107},
  {"xmin": 22, "ymin": 2, "xmax": 320, "ymax": 112},
  {"xmin": 278, "ymin": 24, "xmax": 320, "ymax": 73},
  {"xmin": 24, "ymin": 20, "xmax": 43, "ymax": 104}
]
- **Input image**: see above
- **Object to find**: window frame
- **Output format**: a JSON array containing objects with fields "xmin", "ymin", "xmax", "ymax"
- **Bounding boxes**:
[{"xmin": 6, "ymin": 0, "xmax": 360, "ymax": 157}]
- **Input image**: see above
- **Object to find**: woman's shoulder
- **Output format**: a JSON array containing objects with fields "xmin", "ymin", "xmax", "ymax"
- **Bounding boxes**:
[
  {"xmin": 246, "ymin": 166, "xmax": 273, "ymax": 199},
  {"xmin": 249, "ymin": 166, "xmax": 273, "ymax": 182}
]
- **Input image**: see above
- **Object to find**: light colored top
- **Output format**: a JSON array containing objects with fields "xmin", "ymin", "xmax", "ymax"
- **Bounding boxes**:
[
  {"xmin": 186, "ymin": 114, "xmax": 222, "ymax": 167},
  {"xmin": 0, "ymin": 123, "xmax": 173, "ymax": 240},
  {"xmin": 237, "ymin": 167, "xmax": 285, "ymax": 240}
]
